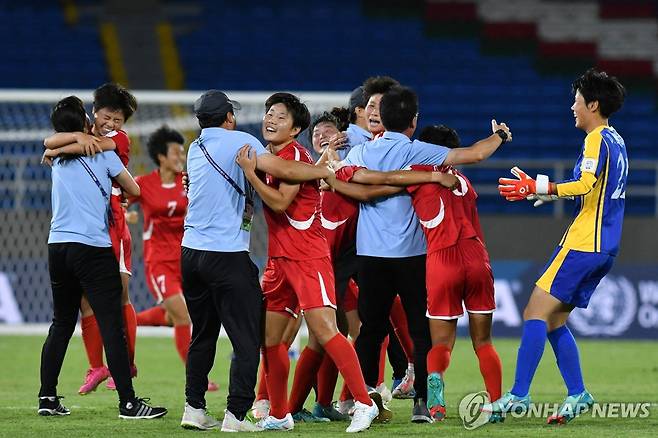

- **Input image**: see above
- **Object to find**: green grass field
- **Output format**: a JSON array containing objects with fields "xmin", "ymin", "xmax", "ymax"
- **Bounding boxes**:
[{"xmin": 0, "ymin": 335, "xmax": 656, "ymax": 437}]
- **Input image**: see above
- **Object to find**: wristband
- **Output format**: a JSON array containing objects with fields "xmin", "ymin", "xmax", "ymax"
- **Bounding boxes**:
[
  {"xmin": 536, "ymin": 174, "xmax": 550, "ymax": 194},
  {"xmin": 495, "ymin": 129, "xmax": 508, "ymax": 143}
]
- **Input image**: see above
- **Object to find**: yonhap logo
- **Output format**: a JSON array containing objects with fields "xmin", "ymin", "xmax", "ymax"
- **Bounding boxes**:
[
  {"xmin": 458, "ymin": 391, "xmax": 491, "ymax": 430},
  {"xmin": 570, "ymin": 276, "xmax": 637, "ymax": 336}
]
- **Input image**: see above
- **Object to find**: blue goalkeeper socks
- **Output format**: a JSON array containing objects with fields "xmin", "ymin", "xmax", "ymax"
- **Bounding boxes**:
[
  {"xmin": 547, "ymin": 325, "xmax": 585, "ymax": 396},
  {"xmin": 511, "ymin": 319, "xmax": 547, "ymax": 397}
]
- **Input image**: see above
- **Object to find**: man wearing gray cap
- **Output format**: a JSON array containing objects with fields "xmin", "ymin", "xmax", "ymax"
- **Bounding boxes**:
[
  {"xmin": 325, "ymin": 86, "xmax": 373, "ymax": 161},
  {"xmin": 180, "ymin": 90, "xmax": 334, "ymax": 432}
]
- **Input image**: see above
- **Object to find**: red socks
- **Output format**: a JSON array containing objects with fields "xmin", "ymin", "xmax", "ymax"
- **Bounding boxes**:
[
  {"xmin": 174, "ymin": 324, "xmax": 191, "ymax": 363},
  {"xmin": 264, "ymin": 344, "xmax": 290, "ymax": 418},
  {"xmin": 122, "ymin": 304, "xmax": 137, "ymax": 366},
  {"xmin": 427, "ymin": 343, "xmax": 451, "ymax": 375},
  {"xmin": 317, "ymin": 354, "xmax": 339, "ymax": 406},
  {"xmin": 136, "ymin": 306, "xmax": 168, "ymax": 326},
  {"xmin": 377, "ymin": 336, "xmax": 389, "ymax": 385},
  {"xmin": 324, "ymin": 334, "xmax": 371, "ymax": 406},
  {"xmin": 475, "ymin": 343, "xmax": 503, "ymax": 401},
  {"xmin": 81, "ymin": 315, "xmax": 104, "ymax": 368},
  {"xmin": 288, "ymin": 347, "xmax": 324, "ymax": 413},
  {"xmin": 389, "ymin": 296, "xmax": 415, "ymax": 362},
  {"xmin": 81, "ymin": 305, "xmax": 137, "ymax": 369}
]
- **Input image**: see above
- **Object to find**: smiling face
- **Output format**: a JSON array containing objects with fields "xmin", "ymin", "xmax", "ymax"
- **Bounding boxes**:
[
  {"xmin": 93, "ymin": 107, "xmax": 126, "ymax": 136},
  {"xmin": 262, "ymin": 103, "xmax": 300, "ymax": 146},
  {"xmin": 311, "ymin": 121, "xmax": 340, "ymax": 154},
  {"xmin": 159, "ymin": 142, "xmax": 185, "ymax": 173},
  {"xmin": 365, "ymin": 93, "xmax": 384, "ymax": 135},
  {"xmin": 571, "ymin": 90, "xmax": 597, "ymax": 132}
]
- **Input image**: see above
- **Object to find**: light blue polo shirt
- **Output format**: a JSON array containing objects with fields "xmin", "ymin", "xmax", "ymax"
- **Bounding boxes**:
[
  {"xmin": 343, "ymin": 131, "xmax": 450, "ymax": 257},
  {"xmin": 48, "ymin": 152, "xmax": 125, "ymax": 247},
  {"xmin": 183, "ymin": 127, "xmax": 269, "ymax": 252},
  {"xmin": 343, "ymin": 123, "xmax": 372, "ymax": 160}
]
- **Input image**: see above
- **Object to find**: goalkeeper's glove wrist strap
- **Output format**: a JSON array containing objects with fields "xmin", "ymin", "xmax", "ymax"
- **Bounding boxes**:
[{"xmin": 536, "ymin": 174, "xmax": 550, "ymax": 195}]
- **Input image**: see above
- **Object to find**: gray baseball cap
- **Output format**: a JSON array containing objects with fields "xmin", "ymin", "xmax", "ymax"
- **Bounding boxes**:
[
  {"xmin": 349, "ymin": 86, "xmax": 366, "ymax": 112},
  {"xmin": 194, "ymin": 90, "xmax": 241, "ymax": 117}
]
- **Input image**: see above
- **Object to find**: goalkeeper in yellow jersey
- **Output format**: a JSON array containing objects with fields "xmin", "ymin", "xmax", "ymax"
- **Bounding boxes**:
[{"xmin": 484, "ymin": 69, "xmax": 627, "ymax": 425}]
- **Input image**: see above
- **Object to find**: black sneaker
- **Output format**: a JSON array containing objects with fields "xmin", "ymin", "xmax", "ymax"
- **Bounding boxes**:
[
  {"xmin": 411, "ymin": 398, "xmax": 433, "ymax": 423},
  {"xmin": 38, "ymin": 396, "xmax": 70, "ymax": 416},
  {"xmin": 119, "ymin": 397, "xmax": 168, "ymax": 419}
]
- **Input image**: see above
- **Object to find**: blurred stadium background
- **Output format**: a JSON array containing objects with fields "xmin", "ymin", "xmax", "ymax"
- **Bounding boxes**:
[{"xmin": 0, "ymin": 0, "xmax": 656, "ymax": 344}]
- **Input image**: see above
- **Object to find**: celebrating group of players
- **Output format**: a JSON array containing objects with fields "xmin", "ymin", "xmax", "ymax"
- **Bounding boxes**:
[{"xmin": 38, "ymin": 68, "xmax": 628, "ymax": 433}]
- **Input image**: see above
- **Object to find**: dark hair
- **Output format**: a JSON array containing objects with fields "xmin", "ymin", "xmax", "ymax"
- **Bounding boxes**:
[
  {"xmin": 571, "ymin": 68, "xmax": 626, "ymax": 118},
  {"xmin": 93, "ymin": 82, "xmax": 137, "ymax": 121},
  {"xmin": 265, "ymin": 92, "xmax": 310, "ymax": 137},
  {"xmin": 147, "ymin": 125, "xmax": 185, "ymax": 166},
  {"xmin": 380, "ymin": 86, "xmax": 418, "ymax": 132},
  {"xmin": 197, "ymin": 113, "xmax": 228, "ymax": 129},
  {"xmin": 51, "ymin": 96, "xmax": 87, "ymax": 132},
  {"xmin": 349, "ymin": 109, "xmax": 358, "ymax": 124},
  {"xmin": 308, "ymin": 107, "xmax": 350, "ymax": 143},
  {"xmin": 330, "ymin": 107, "xmax": 350, "ymax": 131},
  {"xmin": 418, "ymin": 125, "xmax": 461, "ymax": 149},
  {"xmin": 362, "ymin": 76, "xmax": 400, "ymax": 103}
]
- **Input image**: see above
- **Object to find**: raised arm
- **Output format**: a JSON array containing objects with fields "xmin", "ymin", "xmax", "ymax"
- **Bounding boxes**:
[
  {"xmin": 44, "ymin": 132, "xmax": 116, "ymax": 155},
  {"xmin": 42, "ymin": 141, "xmax": 113, "ymax": 158},
  {"xmin": 443, "ymin": 119, "xmax": 511, "ymax": 165}
]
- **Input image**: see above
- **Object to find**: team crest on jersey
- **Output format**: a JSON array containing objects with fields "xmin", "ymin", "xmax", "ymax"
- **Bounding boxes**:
[{"xmin": 581, "ymin": 158, "xmax": 597, "ymax": 173}]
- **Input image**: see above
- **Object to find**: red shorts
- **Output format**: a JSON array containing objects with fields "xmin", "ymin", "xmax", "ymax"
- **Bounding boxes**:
[
  {"xmin": 261, "ymin": 256, "xmax": 336, "ymax": 317},
  {"xmin": 109, "ymin": 220, "xmax": 132, "ymax": 276},
  {"xmin": 145, "ymin": 259, "xmax": 183, "ymax": 303},
  {"xmin": 337, "ymin": 278, "xmax": 359, "ymax": 313},
  {"xmin": 426, "ymin": 238, "xmax": 495, "ymax": 320}
]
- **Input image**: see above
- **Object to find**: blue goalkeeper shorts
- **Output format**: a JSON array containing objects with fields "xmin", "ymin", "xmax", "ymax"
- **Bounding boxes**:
[{"xmin": 535, "ymin": 246, "xmax": 615, "ymax": 308}]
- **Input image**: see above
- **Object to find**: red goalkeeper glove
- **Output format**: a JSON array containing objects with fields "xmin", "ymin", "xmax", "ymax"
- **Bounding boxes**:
[{"xmin": 498, "ymin": 166, "xmax": 549, "ymax": 201}]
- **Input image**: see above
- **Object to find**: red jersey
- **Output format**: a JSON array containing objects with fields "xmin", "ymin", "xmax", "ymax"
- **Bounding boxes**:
[
  {"xmin": 108, "ymin": 130, "xmax": 131, "ymax": 232},
  {"xmin": 263, "ymin": 141, "xmax": 329, "ymax": 260},
  {"xmin": 406, "ymin": 165, "xmax": 484, "ymax": 253},
  {"xmin": 320, "ymin": 166, "xmax": 360, "ymax": 260},
  {"xmin": 133, "ymin": 170, "xmax": 188, "ymax": 263}
]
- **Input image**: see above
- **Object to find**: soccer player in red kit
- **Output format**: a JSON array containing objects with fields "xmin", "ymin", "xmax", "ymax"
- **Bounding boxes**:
[
  {"xmin": 406, "ymin": 125, "xmax": 502, "ymax": 421},
  {"xmin": 236, "ymin": 93, "xmax": 379, "ymax": 433},
  {"xmin": 309, "ymin": 109, "xmax": 363, "ymax": 421},
  {"xmin": 325, "ymin": 124, "xmax": 504, "ymax": 422},
  {"xmin": 44, "ymin": 83, "xmax": 140, "ymax": 394},
  {"xmin": 131, "ymin": 126, "xmax": 188, "ymax": 340}
]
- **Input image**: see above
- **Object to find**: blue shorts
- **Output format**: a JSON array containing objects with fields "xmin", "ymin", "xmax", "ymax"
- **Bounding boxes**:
[{"xmin": 535, "ymin": 246, "xmax": 615, "ymax": 308}]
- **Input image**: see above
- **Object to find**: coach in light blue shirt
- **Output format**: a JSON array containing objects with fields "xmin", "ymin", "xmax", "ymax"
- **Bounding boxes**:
[
  {"xmin": 49, "ymin": 152, "xmax": 125, "ymax": 246},
  {"xmin": 183, "ymin": 124, "xmax": 268, "ymax": 252},
  {"xmin": 340, "ymin": 86, "xmax": 511, "ymax": 421},
  {"xmin": 181, "ymin": 90, "xmax": 333, "ymax": 428},
  {"xmin": 343, "ymin": 131, "xmax": 449, "ymax": 257}
]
